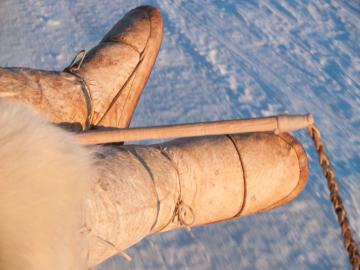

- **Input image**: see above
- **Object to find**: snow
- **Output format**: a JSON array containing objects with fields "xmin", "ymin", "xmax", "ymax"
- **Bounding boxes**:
[{"xmin": 0, "ymin": 0, "xmax": 359, "ymax": 269}]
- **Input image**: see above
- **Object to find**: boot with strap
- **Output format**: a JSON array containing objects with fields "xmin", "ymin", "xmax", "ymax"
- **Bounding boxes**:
[{"xmin": 0, "ymin": 6, "xmax": 163, "ymax": 131}]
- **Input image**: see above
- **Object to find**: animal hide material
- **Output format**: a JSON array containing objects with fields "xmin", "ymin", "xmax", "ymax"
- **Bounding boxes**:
[
  {"xmin": 0, "ymin": 100, "xmax": 308, "ymax": 269},
  {"xmin": 0, "ymin": 100, "xmax": 93, "ymax": 270}
]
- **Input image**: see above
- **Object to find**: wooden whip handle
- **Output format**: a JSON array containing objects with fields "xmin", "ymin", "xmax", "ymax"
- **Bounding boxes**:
[{"xmin": 77, "ymin": 114, "xmax": 314, "ymax": 145}]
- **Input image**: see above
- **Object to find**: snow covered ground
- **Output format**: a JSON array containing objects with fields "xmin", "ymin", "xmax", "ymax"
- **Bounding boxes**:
[{"xmin": 0, "ymin": 0, "xmax": 359, "ymax": 269}]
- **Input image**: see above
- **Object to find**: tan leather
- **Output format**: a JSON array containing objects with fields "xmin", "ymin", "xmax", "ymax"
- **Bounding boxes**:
[
  {"xmin": 0, "ymin": 68, "xmax": 88, "ymax": 130},
  {"xmin": 0, "ymin": 6, "xmax": 164, "ymax": 130},
  {"xmin": 87, "ymin": 132, "xmax": 308, "ymax": 266},
  {"xmin": 75, "ymin": 6, "xmax": 164, "ymax": 128}
]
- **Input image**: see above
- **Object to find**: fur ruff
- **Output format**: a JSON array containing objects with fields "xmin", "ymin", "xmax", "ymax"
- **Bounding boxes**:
[{"xmin": 0, "ymin": 100, "xmax": 93, "ymax": 270}]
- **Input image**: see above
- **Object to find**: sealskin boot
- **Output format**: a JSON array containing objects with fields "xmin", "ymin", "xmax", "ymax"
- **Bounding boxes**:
[{"xmin": 0, "ymin": 6, "xmax": 164, "ymax": 131}]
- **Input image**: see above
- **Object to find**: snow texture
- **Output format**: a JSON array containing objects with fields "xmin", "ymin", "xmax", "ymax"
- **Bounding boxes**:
[{"xmin": 0, "ymin": 0, "xmax": 359, "ymax": 269}]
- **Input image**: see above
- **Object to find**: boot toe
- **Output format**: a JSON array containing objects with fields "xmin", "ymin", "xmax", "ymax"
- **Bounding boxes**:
[
  {"xmin": 102, "ymin": 6, "xmax": 163, "ymax": 54},
  {"xmin": 76, "ymin": 6, "xmax": 164, "ymax": 128},
  {"xmin": 233, "ymin": 133, "xmax": 308, "ymax": 216}
]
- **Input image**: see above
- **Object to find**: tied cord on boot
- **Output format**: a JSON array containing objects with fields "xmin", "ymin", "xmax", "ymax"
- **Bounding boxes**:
[
  {"xmin": 64, "ymin": 50, "xmax": 93, "ymax": 129},
  {"xmin": 158, "ymin": 147, "xmax": 195, "ymax": 230}
]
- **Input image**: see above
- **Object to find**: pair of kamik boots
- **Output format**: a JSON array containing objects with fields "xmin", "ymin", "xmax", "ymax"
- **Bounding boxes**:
[{"xmin": 0, "ymin": 6, "xmax": 308, "ymax": 270}]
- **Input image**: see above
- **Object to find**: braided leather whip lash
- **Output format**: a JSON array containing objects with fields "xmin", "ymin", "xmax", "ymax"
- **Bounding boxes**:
[{"xmin": 308, "ymin": 124, "xmax": 360, "ymax": 270}]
